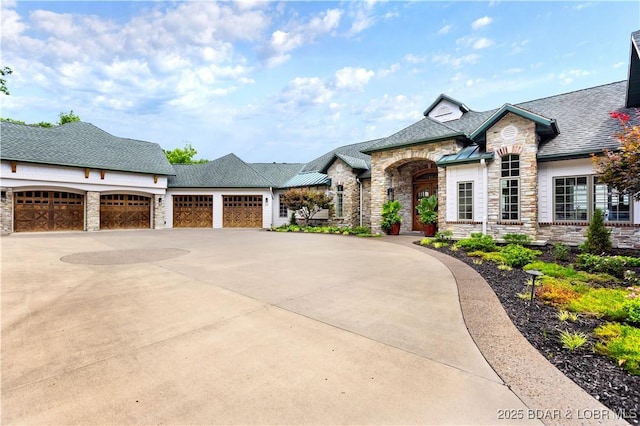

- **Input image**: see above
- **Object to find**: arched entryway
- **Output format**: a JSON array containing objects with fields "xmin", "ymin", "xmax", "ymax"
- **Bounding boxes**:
[{"xmin": 412, "ymin": 169, "xmax": 438, "ymax": 231}]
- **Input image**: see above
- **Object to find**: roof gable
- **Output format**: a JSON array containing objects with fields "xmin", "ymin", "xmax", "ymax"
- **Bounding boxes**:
[
  {"xmin": 469, "ymin": 104, "xmax": 558, "ymax": 141},
  {"xmin": 626, "ymin": 29, "xmax": 640, "ymax": 107},
  {"xmin": 423, "ymin": 94, "xmax": 470, "ymax": 122},
  {"xmin": 0, "ymin": 121, "xmax": 175, "ymax": 175}
]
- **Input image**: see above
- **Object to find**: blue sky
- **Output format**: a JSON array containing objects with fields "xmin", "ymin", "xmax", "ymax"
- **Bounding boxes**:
[{"xmin": 2, "ymin": 1, "xmax": 639, "ymax": 163}]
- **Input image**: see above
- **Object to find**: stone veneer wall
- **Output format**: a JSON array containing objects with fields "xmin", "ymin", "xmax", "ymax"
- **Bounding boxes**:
[
  {"xmin": 484, "ymin": 113, "xmax": 539, "ymax": 240},
  {"xmin": 86, "ymin": 191, "xmax": 100, "ymax": 231},
  {"xmin": 154, "ymin": 194, "xmax": 165, "ymax": 229},
  {"xmin": 361, "ymin": 178, "xmax": 371, "ymax": 228},
  {"xmin": 538, "ymin": 224, "xmax": 640, "ymax": 249},
  {"xmin": 326, "ymin": 159, "xmax": 360, "ymax": 227},
  {"xmin": 370, "ymin": 141, "xmax": 458, "ymax": 233},
  {"xmin": 0, "ymin": 188, "xmax": 13, "ymax": 233}
]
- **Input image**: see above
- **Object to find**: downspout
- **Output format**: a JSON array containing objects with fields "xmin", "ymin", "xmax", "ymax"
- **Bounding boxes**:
[
  {"xmin": 481, "ymin": 159, "xmax": 488, "ymax": 235},
  {"xmin": 356, "ymin": 177, "xmax": 363, "ymax": 227}
]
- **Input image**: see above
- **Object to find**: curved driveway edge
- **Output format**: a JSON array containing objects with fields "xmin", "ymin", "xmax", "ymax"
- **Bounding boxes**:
[{"xmin": 390, "ymin": 236, "xmax": 629, "ymax": 426}]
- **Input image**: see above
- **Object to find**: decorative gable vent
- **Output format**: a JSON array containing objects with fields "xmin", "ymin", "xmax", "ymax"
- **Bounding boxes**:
[
  {"xmin": 501, "ymin": 125, "xmax": 518, "ymax": 140},
  {"xmin": 434, "ymin": 104, "xmax": 452, "ymax": 117}
]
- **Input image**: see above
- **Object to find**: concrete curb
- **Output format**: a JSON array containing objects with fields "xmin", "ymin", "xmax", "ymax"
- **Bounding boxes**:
[{"xmin": 386, "ymin": 235, "xmax": 630, "ymax": 426}]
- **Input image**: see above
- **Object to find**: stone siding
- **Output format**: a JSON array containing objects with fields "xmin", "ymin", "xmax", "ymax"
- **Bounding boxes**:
[
  {"xmin": 361, "ymin": 178, "xmax": 371, "ymax": 228},
  {"xmin": 86, "ymin": 191, "xmax": 100, "ymax": 231},
  {"xmin": 370, "ymin": 141, "xmax": 458, "ymax": 233},
  {"xmin": 1, "ymin": 188, "xmax": 13, "ymax": 233},
  {"xmin": 154, "ymin": 194, "xmax": 165, "ymax": 229},
  {"xmin": 485, "ymin": 113, "xmax": 539, "ymax": 240},
  {"xmin": 538, "ymin": 224, "xmax": 640, "ymax": 249},
  {"xmin": 326, "ymin": 159, "xmax": 360, "ymax": 227}
]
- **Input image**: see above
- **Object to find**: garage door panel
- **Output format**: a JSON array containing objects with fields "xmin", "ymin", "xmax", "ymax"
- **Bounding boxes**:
[
  {"xmin": 173, "ymin": 195, "xmax": 213, "ymax": 228},
  {"xmin": 100, "ymin": 194, "xmax": 150, "ymax": 229},
  {"xmin": 223, "ymin": 195, "xmax": 262, "ymax": 228},
  {"xmin": 14, "ymin": 191, "xmax": 84, "ymax": 232}
]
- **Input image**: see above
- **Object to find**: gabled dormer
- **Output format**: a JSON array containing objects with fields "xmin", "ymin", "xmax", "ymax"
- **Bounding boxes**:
[
  {"xmin": 423, "ymin": 94, "xmax": 470, "ymax": 123},
  {"xmin": 626, "ymin": 29, "xmax": 640, "ymax": 108}
]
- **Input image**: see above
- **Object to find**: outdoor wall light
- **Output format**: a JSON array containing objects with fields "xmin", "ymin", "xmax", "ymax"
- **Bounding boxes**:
[
  {"xmin": 158, "ymin": 197, "xmax": 162, "ymax": 204},
  {"xmin": 0, "ymin": 191, "xmax": 6, "ymax": 202},
  {"xmin": 525, "ymin": 269, "xmax": 543, "ymax": 319},
  {"xmin": 265, "ymin": 197, "xmax": 269, "ymax": 205},
  {"xmin": 387, "ymin": 187, "xmax": 394, "ymax": 200}
]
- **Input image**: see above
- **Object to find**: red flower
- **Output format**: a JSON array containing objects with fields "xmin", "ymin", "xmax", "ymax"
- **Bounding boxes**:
[{"xmin": 610, "ymin": 111, "xmax": 631, "ymax": 122}]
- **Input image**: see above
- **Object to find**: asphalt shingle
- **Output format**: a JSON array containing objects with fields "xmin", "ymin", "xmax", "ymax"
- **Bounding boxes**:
[
  {"xmin": 0, "ymin": 121, "xmax": 175, "ymax": 175},
  {"xmin": 168, "ymin": 154, "xmax": 275, "ymax": 188}
]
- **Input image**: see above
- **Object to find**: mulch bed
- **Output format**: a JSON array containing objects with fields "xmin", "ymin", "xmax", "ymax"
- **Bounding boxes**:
[{"xmin": 421, "ymin": 243, "xmax": 640, "ymax": 424}]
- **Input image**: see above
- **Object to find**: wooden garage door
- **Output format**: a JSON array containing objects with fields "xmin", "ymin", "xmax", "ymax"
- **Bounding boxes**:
[
  {"xmin": 173, "ymin": 195, "xmax": 213, "ymax": 228},
  {"xmin": 14, "ymin": 191, "xmax": 84, "ymax": 232},
  {"xmin": 222, "ymin": 195, "xmax": 263, "ymax": 228},
  {"xmin": 100, "ymin": 194, "xmax": 151, "ymax": 229}
]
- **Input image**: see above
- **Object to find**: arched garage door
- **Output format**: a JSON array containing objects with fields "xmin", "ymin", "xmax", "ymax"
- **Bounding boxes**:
[
  {"xmin": 173, "ymin": 195, "xmax": 213, "ymax": 228},
  {"xmin": 223, "ymin": 195, "xmax": 263, "ymax": 228},
  {"xmin": 100, "ymin": 194, "xmax": 151, "ymax": 229},
  {"xmin": 14, "ymin": 191, "xmax": 84, "ymax": 232}
]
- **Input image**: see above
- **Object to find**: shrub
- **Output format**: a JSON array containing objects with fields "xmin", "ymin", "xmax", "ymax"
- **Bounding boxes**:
[
  {"xmin": 624, "ymin": 299, "xmax": 640, "ymax": 324},
  {"xmin": 594, "ymin": 322, "xmax": 640, "ymax": 376},
  {"xmin": 500, "ymin": 244, "xmax": 541, "ymax": 268},
  {"xmin": 435, "ymin": 230, "xmax": 453, "ymax": 242},
  {"xmin": 289, "ymin": 212, "xmax": 297, "ymax": 225},
  {"xmin": 420, "ymin": 237, "xmax": 433, "ymax": 246},
  {"xmin": 557, "ymin": 310, "xmax": 579, "ymax": 322},
  {"xmin": 552, "ymin": 242, "xmax": 570, "ymax": 261},
  {"xmin": 503, "ymin": 233, "xmax": 532, "ymax": 246},
  {"xmin": 576, "ymin": 253, "xmax": 640, "ymax": 279},
  {"xmin": 352, "ymin": 226, "xmax": 370, "ymax": 235},
  {"xmin": 559, "ymin": 330, "xmax": 589, "ymax": 351},
  {"xmin": 454, "ymin": 233, "xmax": 497, "ymax": 252},
  {"xmin": 580, "ymin": 209, "xmax": 612, "ymax": 254},
  {"xmin": 568, "ymin": 288, "xmax": 630, "ymax": 321},
  {"xmin": 536, "ymin": 282, "xmax": 582, "ymax": 307}
]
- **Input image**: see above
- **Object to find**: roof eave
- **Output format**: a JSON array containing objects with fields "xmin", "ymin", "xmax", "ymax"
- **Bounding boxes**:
[
  {"xmin": 362, "ymin": 133, "xmax": 466, "ymax": 155},
  {"xmin": 436, "ymin": 153, "xmax": 495, "ymax": 167},
  {"xmin": 469, "ymin": 105, "xmax": 558, "ymax": 141},
  {"xmin": 1, "ymin": 158, "xmax": 175, "ymax": 176}
]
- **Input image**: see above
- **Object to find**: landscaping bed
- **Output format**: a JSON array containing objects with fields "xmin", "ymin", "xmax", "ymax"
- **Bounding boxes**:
[{"xmin": 418, "ymin": 238, "xmax": 640, "ymax": 424}]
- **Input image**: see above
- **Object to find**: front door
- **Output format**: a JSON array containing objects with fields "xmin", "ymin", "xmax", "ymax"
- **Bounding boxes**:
[{"xmin": 412, "ymin": 171, "xmax": 438, "ymax": 231}]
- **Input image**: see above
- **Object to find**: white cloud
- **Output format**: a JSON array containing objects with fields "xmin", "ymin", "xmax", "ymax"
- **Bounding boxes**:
[
  {"xmin": 334, "ymin": 67, "xmax": 374, "ymax": 90},
  {"xmin": 612, "ymin": 61, "xmax": 626, "ymax": 69},
  {"xmin": 378, "ymin": 63, "xmax": 401, "ymax": 77},
  {"xmin": 348, "ymin": 1, "xmax": 376, "ymax": 34},
  {"xmin": 438, "ymin": 24, "xmax": 453, "ymax": 35},
  {"xmin": 432, "ymin": 53, "xmax": 480, "ymax": 68},
  {"xmin": 404, "ymin": 54, "xmax": 427, "ymax": 64},
  {"xmin": 471, "ymin": 16, "xmax": 492, "ymax": 30},
  {"xmin": 555, "ymin": 69, "xmax": 590, "ymax": 85},
  {"xmin": 473, "ymin": 37, "xmax": 494, "ymax": 49}
]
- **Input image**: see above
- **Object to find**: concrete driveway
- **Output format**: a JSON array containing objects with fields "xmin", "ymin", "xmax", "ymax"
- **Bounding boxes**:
[{"xmin": 1, "ymin": 229, "xmax": 538, "ymax": 425}]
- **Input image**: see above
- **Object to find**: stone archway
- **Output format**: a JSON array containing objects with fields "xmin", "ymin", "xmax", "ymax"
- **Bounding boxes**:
[{"xmin": 412, "ymin": 168, "xmax": 438, "ymax": 231}]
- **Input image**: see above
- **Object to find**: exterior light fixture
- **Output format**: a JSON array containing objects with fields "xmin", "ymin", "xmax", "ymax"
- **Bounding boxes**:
[
  {"xmin": 525, "ymin": 269, "xmax": 543, "ymax": 319},
  {"xmin": 387, "ymin": 187, "xmax": 394, "ymax": 200}
]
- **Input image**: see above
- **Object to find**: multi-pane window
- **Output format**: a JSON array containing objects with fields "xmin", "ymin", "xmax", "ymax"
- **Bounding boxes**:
[
  {"xmin": 594, "ymin": 177, "xmax": 631, "ymax": 222},
  {"xmin": 278, "ymin": 195, "xmax": 288, "ymax": 218},
  {"xmin": 336, "ymin": 185, "xmax": 344, "ymax": 217},
  {"xmin": 457, "ymin": 182, "xmax": 473, "ymax": 220},
  {"xmin": 554, "ymin": 176, "xmax": 631, "ymax": 222},
  {"xmin": 500, "ymin": 154, "xmax": 520, "ymax": 220}
]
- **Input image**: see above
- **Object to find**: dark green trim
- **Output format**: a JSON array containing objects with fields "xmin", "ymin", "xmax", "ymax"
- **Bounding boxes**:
[
  {"xmin": 469, "ymin": 104, "xmax": 558, "ymax": 140},
  {"xmin": 436, "ymin": 153, "xmax": 494, "ymax": 167},
  {"xmin": 537, "ymin": 149, "xmax": 606, "ymax": 162}
]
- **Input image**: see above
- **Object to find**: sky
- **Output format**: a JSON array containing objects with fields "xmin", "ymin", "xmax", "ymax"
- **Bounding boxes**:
[{"xmin": 1, "ymin": 1, "xmax": 639, "ymax": 164}]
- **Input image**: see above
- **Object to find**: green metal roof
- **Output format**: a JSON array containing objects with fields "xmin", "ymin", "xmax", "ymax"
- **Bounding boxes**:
[
  {"xmin": 0, "ymin": 121, "xmax": 175, "ymax": 175},
  {"xmin": 281, "ymin": 171, "xmax": 330, "ymax": 188},
  {"xmin": 436, "ymin": 145, "xmax": 494, "ymax": 166}
]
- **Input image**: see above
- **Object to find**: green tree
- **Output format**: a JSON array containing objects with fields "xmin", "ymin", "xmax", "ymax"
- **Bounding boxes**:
[
  {"xmin": 164, "ymin": 143, "xmax": 208, "ymax": 164},
  {"xmin": 279, "ymin": 188, "xmax": 333, "ymax": 226},
  {"xmin": 58, "ymin": 110, "xmax": 81, "ymax": 125},
  {"xmin": 1, "ymin": 66, "xmax": 13, "ymax": 95},
  {"xmin": 581, "ymin": 208, "xmax": 612, "ymax": 254},
  {"xmin": 593, "ymin": 111, "xmax": 640, "ymax": 200}
]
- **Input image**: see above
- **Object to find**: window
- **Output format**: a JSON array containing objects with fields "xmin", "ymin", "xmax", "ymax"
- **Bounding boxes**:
[
  {"xmin": 457, "ymin": 182, "xmax": 473, "ymax": 220},
  {"xmin": 500, "ymin": 154, "xmax": 520, "ymax": 220},
  {"xmin": 278, "ymin": 195, "xmax": 288, "ymax": 218},
  {"xmin": 336, "ymin": 185, "xmax": 344, "ymax": 217},
  {"xmin": 554, "ymin": 176, "xmax": 632, "ymax": 222},
  {"xmin": 594, "ymin": 178, "xmax": 631, "ymax": 222}
]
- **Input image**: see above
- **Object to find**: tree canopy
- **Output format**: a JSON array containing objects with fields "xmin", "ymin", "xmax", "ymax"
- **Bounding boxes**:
[
  {"xmin": 593, "ymin": 111, "xmax": 640, "ymax": 200},
  {"xmin": 279, "ymin": 188, "xmax": 333, "ymax": 226},
  {"xmin": 1, "ymin": 66, "xmax": 12, "ymax": 95},
  {"xmin": 58, "ymin": 110, "xmax": 80, "ymax": 125},
  {"xmin": 1, "ymin": 110, "xmax": 80, "ymax": 128},
  {"xmin": 164, "ymin": 143, "xmax": 208, "ymax": 164}
]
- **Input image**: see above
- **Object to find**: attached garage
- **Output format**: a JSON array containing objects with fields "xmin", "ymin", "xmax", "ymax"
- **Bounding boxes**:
[
  {"xmin": 100, "ymin": 194, "xmax": 151, "ymax": 229},
  {"xmin": 14, "ymin": 191, "xmax": 84, "ymax": 232},
  {"xmin": 222, "ymin": 195, "xmax": 263, "ymax": 228},
  {"xmin": 173, "ymin": 195, "xmax": 213, "ymax": 228}
]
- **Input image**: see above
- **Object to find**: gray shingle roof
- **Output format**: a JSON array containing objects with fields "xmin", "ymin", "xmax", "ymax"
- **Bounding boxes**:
[
  {"xmin": 301, "ymin": 138, "xmax": 382, "ymax": 173},
  {"xmin": 168, "ymin": 153, "xmax": 274, "ymax": 188},
  {"xmin": 249, "ymin": 162, "xmax": 305, "ymax": 187},
  {"xmin": 365, "ymin": 80, "xmax": 631, "ymax": 161},
  {"xmin": 0, "ymin": 121, "xmax": 175, "ymax": 175}
]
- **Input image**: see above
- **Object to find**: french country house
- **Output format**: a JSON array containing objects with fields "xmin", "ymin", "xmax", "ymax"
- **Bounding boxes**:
[{"xmin": 1, "ymin": 30, "xmax": 639, "ymax": 248}]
